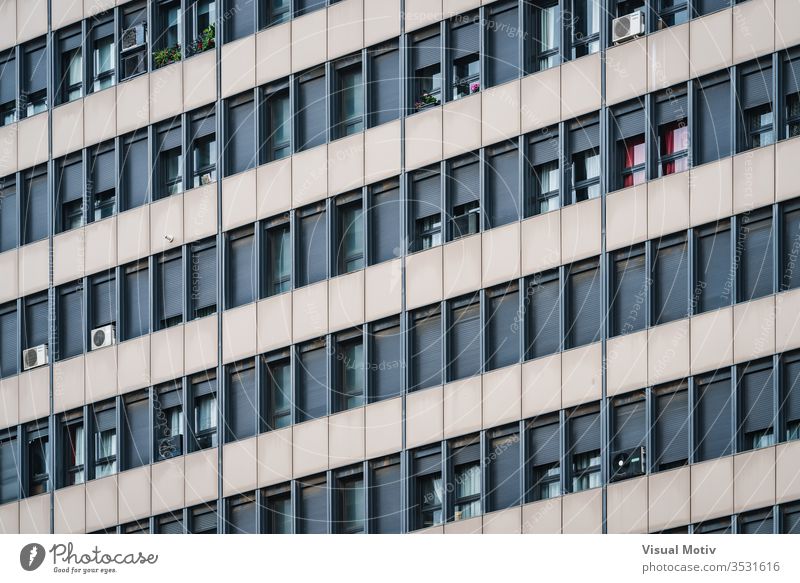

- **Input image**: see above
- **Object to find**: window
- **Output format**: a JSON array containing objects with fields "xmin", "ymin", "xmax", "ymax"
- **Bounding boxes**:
[
  {"xmin": 568, "ymin": 118, "xmax": 600, "ymax": 203},
  {"xmin": 0, "ymin": 51, "xmax": 17, "ymax": 125},
  {"xmin": 263, "ymin": 82, "xmax": 291, "ymax": 161},
  {"xmin": 121, "ymin": 131, "xmax": 149, "ymax": 210},
  {"xmin": 487, "ymin": 141, "xmax": 520, "ymax": 228},
  {"xmin": 369, "ymin": 456, "xmax": 402, "ymax": 533},
  {"xmin": 156, "ymin": 249, "xmax": 183, "ymax": 329},
  {"xmin": 449, "ymin": 153, "xmax": 481, "ymax": 240},
  {"xmin": 186, "ymin": 0, "xmax": 216, "ymax": 56},
  {"xmin": 228, "ymin": 0, "xmax": 256, "ymax": 41},
  {"xmin": 449, "ymin": 296, "xmax": 481, "ymax": 381},
  {"xmin": 264, "ymin": 351, "xmax": 291, "ymax": 430},
  {"xmin": 226, "ymin": 92, "xmax": 256, "ymax": 175},
  {"xmin": 26, "ymin": 421, "xmax": 49, "ymax": 496},
  {"xmin": 783, "ymin": 503, "xmax": 800, "ymax": 533},
  {"xmin": 695, "ymin": 517, "xmax": 731, "ymax": 534},
  {"xmin": 657, "ymin": 0, "xmax": 688, "ymax": 27},
  {"xmin": 123, "ymin": 260, "xmax": 150, "ymax": 341},
  {"xmin": 155, "ymin": 0, "xmax": 182, "ymax": 58},
  {"xmin": 22, "ymin": 167, "xmax": 48, "ymax": 244},
  {"xmin": 299, "ymin": 475, "xmax": 328, "ymax": 534},
  {"xmin": 525, "ymin": 270, "xmax": 561, "ymax": 359},
  {"xmin": 297, "ymin": 202, "xmax": 327, "ymax": 287},
  {"xmin": 739, "ymin": 359, "xmax": 775, "ymax": 450},
  {"xmin": 782, "ymin": 200, "xmax": 800, "ymax": 291},
  {"xmin": 413, "ymin": 447, "xmax": 442, "ymax": 529},
  {"xmin": 263, "ymin": 216, "xmax": 291, "ymax": 296},
  {"xmin": 566, "ymin": 259, "xmax": 602, "ymax": 349},
  {"xmin": 610, "ymin": 392, "xmax": 646, "ymax": 482},
  {"xmin": 783, "ymin": 352, "xmax": 800, "ymax": 441},
  {"xmin": 120, "ymin": 2, "xmax": 148, "ymax": 80},
  {"xmin": 367, "ymin": 42, "xmax": 400, "ymax": 127},
  {"xmin": 156, "ymin": 120, "xmax": 183, "ymax": 197},
  {"xmin": 487, "ymin": 426, "xmax": 521, "ymax": 511},
  {"xmin": 695, "ymin": 371, "xmax": 733, "ymax": 462},
  {"xmin": 450, "ymin": 437, "xmax": 481, "ymax": 521},
  {"xmin": 296, "ymin": 67, "xmax": 326, "ymax": 151},
  {"xmin": 739, "ymin": 508, "xmax": 773, "ymax": 534},
  {"xmin": 738, "ymin": 62, "xmax": 774, "ymax": 151},
  {"xmin": 154, "ymin": 382, "xmax": 184, "ymax": 460},
  {"xmin": 57, "ymin": 27, "xmax": 83, "ymax": 104},
  {"xmin": 570, "ymin": 0, "xmax": 600, "ymax": 58},
  {"xmin": 368, "ymin": 317, "xmax": 402, "ymax": 402},
  {"xmin": 226, "ymin": 360, "xmax": 258, "ymax": 442},
  {"xmin": 90, "ymin": 16, "xmax": 115, "ymax": 92},
  {"xmin": 190, "ymin": 503, "xmax": 218, "ymax": 534},
  {"xmin": 57, "ymin": 155, "xmax": 84, "ymax": 233},
  {"xmin": 0, "ymin": 431, "xmax": 18, "ymax": 503},
  {"xmin": 610, "ymin": 245, "xmax": 647, "ymax": 337},
  {"xmin": 738, "ymin": 209, "xmax": 774, "ymax": 302},
  {"xmin": 532, "ymin": 0, "xmax": 559, "ymax": 72},
  {"xmin": 265, "ymin": 0, "xmax": 291, "ymax": 27},
  {"xmin": 297, "ymin": 339, "xmax": 328, "ymax": 422},
  {"xmin": 486, "ymin": 2, "xmax": 519, "ymax": 87},
  {"xmin": 568, "ymin": 406, "xmax": 601, "ymax": 493},
  {"xmin": 60, "ymin": 411, "xmax": 84, "ymax": 487},
  {"xmin": 368, "ymin": 178, "xmax": 401, "ymax": 265},
  {"xmin": 334, "ymin": 57, "xmax": 363, "ymax": 137},
  {"xmin": 122, "ymin": 391, "xmax": 150, "ymax": 470},
  {"xmin": 295, "ymin": 0, "xmax": 326, "ymax": 17},
  {"xmin": 191, "ymin": 372, "xmax": 218, "ymax": 451},
  {"xmin": 23, "ymin": 293, "xmax": 48, "ymax": 351},
  {"xmin": 227, "ymin": 493, "xmax": 257, "ymax": 534},
  {"xmin": 652, "ymin": 234, "xmax": 689, "ymax": 325},
  {"xmin": 0, "ymin": 178, "xmax": 17, "ymax": 251},
  {"xmin": 411, "ymin": 167, "xmax": 442, "ymax": 251},
  {"xmin": 227, "ymin": 227, "xmax": 256, "ymax": 308},
  {"xmin": 696, "ymin": 220, "xmax": 732, "ymax": 313},
  {"xmin": 89, "ymin": 142, "xmax": 116, "ymax": 222},
  {"xmin": 157, "ymin": 512, "xmax": 185, "ymax": 534},
  {"xmin": 697, "ymin": 72, "xmax": 733, "ymax": 165},
  {"xmin": 190, "ymin": 238, "xmax": 216, "ymax": 319},
  {"xmin": 190, "ymin": 108, "xmax": 216, "ymax": 187},
  {"xmin": 57, "ymin": 281, "xmax": 84, "ymax": 360},
  {"xmin": 528, "ymin": 127, "xmax": 560, "ymax": 215},
  {"xmin": 528, "ymin": 415, "xmax": 561, "ymax": 501},
  {"xmin": 450, "ymin": 13, "xmax": 480, "ymax": 100},
  {"xmin": 335, "ymin": 192, "xmax": 364, "ymax": 274},
  {"xmin": 654, "ymin": 384, "xmax": 689, "ymax": 471},
  {"xmin": 486, "ymin": 283, "xmax": 521, "ymax": 371},
  {"xmin": 22, "ymin": 39, "xmax": 47, "ymax": 117},
  {"xmin": 412, "ymin": 29, "xmax": 442, "ymax": 110},
  {"xmin": 612, "ymin": 105, "xmax": 645, "ymax": 189},
  {"xmin": 0, "ymin": 302, "xmax": 18, "ymax": 378},
  {"xmin": 411, "ymin": 306, "xmax": 442, "ymax": 391},
  {"xmin": 786, "ymin": 51, "xmax": 800, "ymax": 138},
  {"xmin": 656, "ymin": 89, "xmax": 689, "ymax": 176},
  {"xmin": 265, "ymin": 484, "xmax": 292, "ymax": 533},
  {"xmin": 335, "ymin": 329, "xmax": 364, "ymax": 411},
  {"xmin": 334, "ymin": 467, "xmax": 364, "ymax": 534},
  {"xmin": 92, "ymin": 402, "xmax": 117, "ymax": 479}
]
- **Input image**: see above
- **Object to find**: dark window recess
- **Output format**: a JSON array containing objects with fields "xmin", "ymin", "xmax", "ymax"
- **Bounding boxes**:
[
  {"xmin": 656, "ymin": 89, "xmax": 689, "ymax": 177},
  {"xmin": 697, "ymin": 72, "xmax": 732, "ymax": 165},
  {"xmin": 529, "ymin": 127, "xmax": 560, "ymax": 215},
  {"xmin": 333, "ymin": 57, "xmax": 363, "ymax": 138},
  {"xmin": 263, "ymin": 83, "xmax": 291, "ymax": 161},
  {"xmin": 367, "ymin": 43, "xmax": 400, "ymax": 127},
  {"xmin": 0, "ymin": 432, "xmax": 19, "ymax": 503},
  {"xmin": 92, "ymin": 403, "xmax": 117, "ymax": 478},
  {"xmin": 611, "ymin": 246, "xmax": 647, "ymax": 337},
  {"xmin": 369, "ymin": 457, "xmax": 402, "ymax": 533},
  {"xmin": 295, "ymin": 0, "xmax": 326, "ymax": 18},
  {"xmin": 298, "ymin": 475, "xmax": 328, "ymax": 534},
  {"xmin": 60, "ymin": 411, "xmax": 84, "ymax": 487},
  {"xmin": 652, "ymin": 234, "xmax": 689, "ymax": 325},
  {"xmin": 526, "ymin": 270, "xmax": 561, "ymax": 359},
  {"xmin": 57, "ymin": 26, "xmax": 83, "ymax": 104},
  {"xmin": 413, "ymin": 448, "xmax": 442, "ymax": 529},
  {"xmin": 333, "ymin": 467, "xmax": 364, "ymax": 533},
  {"xmin": 227, "ymin": 493, "xmax": 257, "ymax": 534},
  {"xmin": 190, "ymin": 503, "xmax": 218, "ymax": 534},
  {"xmin": 692, "ymin": 0, "xmax": 729, "ymax": 18},
  {"xmin": 155, "ymin": 120, "xmax": 183, "ymax": 198},
  {"xmin": 449, "ymin": 153, "xmax": 481, "ymax": 241},
  {"xmin": 568, "ymin": 408, "xmax": 601, "ymax": 493},
  {"xmin": 57, "ymin": 156, "xmax": 84, "ymax": 233},
  {"xmin": 612, "ymin": 105, "xmax": 646, "ymax": 190},
  {"xmin": 26, "ymin": 422, "xmax": 49, "ymax": 496},
  {"xmin": 297, "ymin": 340, "xmax": 328, "ymax": 422},
  {"xmin": 227, "ymin": 360, "xmax": 257, "ymax": 442},
  {"xmin": 123, "ymin": 260, "xmax": 150, "ymax": 341},
  {"xmin": 449, "ymin": 13, "xmax": 480, "ymax": 101},
  {"xmin": 487, "ymin": 426, "xmax": 521, "ymax": 511},
  {"xmin": 739, "ymin": 360, "xmax": 775, "ymax": 451},
  {"xmin": 264, "ymin": 484, "xmax": 292, "ymax": 533},
  {"xmin": 226, "ymin": 92, "xmax": 256, "ymax": 176},
  {"xmin": 568, "ymin": 118, "xmax": 600, "ymax": 204},
  {"xmin": 695, "ymin": 372, "xmax": 733, "ymax": 462},
  {"xmin": 787, "ymin": 52, "xmax": 800, "ymax": 138},
  {"xmin": 654, "ymin": 385, "xmax": 689, "ymax": 471},
  {"xmin": 656, "ymin": 0, "xmax": 688, "ymax": 28},
  {"xmin": 227, "ymin": 227, "xmax": 256, "ymax": 308},
  {"xmin": 368, "ymin": 318, "xmax": 402, "ymax": 402},
  {"xmin": 486, "ymin": 283, "xmax": 520, "ymax": 371},
  {"xmin": 783, "ymin": 352, "xmax": 800, "ymax": 441},
  {"xmin": 739, "ymin": 509, "xmax": 773, "ymax": 534},
  {"xmin": 335, "ymin": 192, "xmax": 364, "ymax": 275},
  {"xmin": 781, "ymin": 201, "xmax": 800, "ymax": 291},
  {"xmin": 22, "ymin": 167, "xmax": 48, "ymax": 244},
  {"xmin": 487, "ymin": 141, "xmax": 520, "ymax": 228},
  {"xmin": 695, "ymin": 518, "xmax": 731, "ymax": 534},
  {"xmin": 450, "ymin": 437, "xmax": 481, "ymax": 521},
  {"xmin": 570, "ymin": 0, "xmax": 600, "ymax": 59},
  {"xmin": 264, "ymin": 352, "xmax": 291, "ymax": 430},
  {"xmin": 191, "ymin": 372, "xmax": 218, "ymax": 451},
  {"xmin": 610, "ymin": 394, "xmax": 646, "ymax": 482},
  {"xmin": 737, "ymin": 62, "xmax": 774, "ymax": 152},
  {"xmin": 57, "ymin": 282, "xmax": 84, "ymax": 360},
  {"xmin": 23, "ymin": 293, "xmax": 48, "ymax": 350},
  {"xmin": 532, "ymin": 0, "xmax": 559, "ymax": 72},
  {"xmin": 334, "ymin": 329, "xmax": 364, "ymax": 412},
  {"xmin": 190, "ymin": 239, "xmax": 216, "ymax": 319},
  {"xmin": 263, "ymin": 217, "xmax": 291, "ymax": 296},
  {"xmin": 486, "ymin": 2, "xmax": 519, "ymax": 87},
  {"xmin": 0, "ymin": 303, "xmax": 18, "ymax": 378},
  {"xmin": 411, "ymin": 167, "xmax": 442, "ymax": 251},
  {"xmin": 89, "ymin": 16, "xmax": 115, "ymax": 92},
  {"xmin": 0, "ymin": 51, "xmax": 17, "ymax": 126},
  {"xmin": 190, "ymin": 108, "xmax": 216, "ymax": 187},
  {"xmin": 22, "ymin": 39, "xmax": 47, "ymax": 117},
  {"xmin": 157, "ymin": 513, "xmax": 185, "ymax": 534},
  {"xmin": 566, "ymin": 259, "xmax": 601, "ymax": 349},
  {"xmin": 121, "ymin": 131, "xmax": 149, "ymax": 210},
  {"xmin": 89, "ymin": 143, "xmax": 116, "ymax": 222},
  {"xmin": 227, "ymin": 0, "xmax": 256, "ymax": 41},
  {"xmin": 411, "ymin": 306, "xmax": 442, "ymax": 391},
  {"xmin": 738, "ymin": 210, "xmax": 774, "ymax": 302},
  {"xmin": 120, "ymin": 2, "xmax": 148, "ymax": 81},
  {"xmin": 0, "ymin": 179, "xmax": 17, "ymax": 252},
  {"xmin": 157, "ymin": 250, "xmax": 183, "ymax": 330},
  {"xmin": 369, "ymin": 179, "xmax": 401, "ymax": 265},
  {"xmin": 265, "ymin": 0, "xmax": 291, "ymax": 27},
  {"xmin": 297, "ymin": 68, "xmax": 326, "ymax": 152},
  {"xmin": 411, "ymin": 30, "xmax": 442, "ymax": 110},
  {"xmin": 297, "ymin": 202, "xmax": 327, "ymax": 287},
  {"xmin": 154, "ymin": 382, "xmax": 184, "ymax": 460},
  {"xmin": 784, "ymin": 504, "xmax": 800, "ymax": 534},
  {"xmin": 122, "ymin": 391, "xmax": 150, "ymax": 470},
  {"xmin": 696, "ymin": 220, "xmax": 732, "ymax": 313},
  {"xmin": 449, "ymin": 296, "xmax": 482, "ymax": 381}
]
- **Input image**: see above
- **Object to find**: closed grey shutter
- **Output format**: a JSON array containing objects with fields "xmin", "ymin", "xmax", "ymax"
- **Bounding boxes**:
[
  {"xmin": 194, "ymin": 375, "xmax": 216, "ymax": 397},
  {"xmin": 122, "ymin": 134, "xmax": 148, "ymax": 209},
  {"xmin": 653, "ymin": 237, "xmax": 688, "ymax": 325},
  {"xmin": 228, "ymin": 230, "xmax": 255, "ymax": 308},
  {"xmin": 192, "ymin": 112, "xmax": 215, "ymax": 140},
  {"xmin": 26, "ymin": 296, "xmax": 48, "ymax": 348},
  {"xmin": 570, "ymin": 122, "xmax": 600, "ymax": 153},
  {"xmin": 92, "ymin": 148, "xmax": 116, "ymax": 195},
  {"xmin": 227, "ymin": 95, "xmax": 256, "ymax": 175},
  {"xmin": 158, "ymin": 517, "xmax": 184, "ymax": 534},
  {"xmin": 370, "ymin": 182, "xmax": 401, "ymax": 265},
  {"xmin": 0, "ymin": 437, "xmax": 18, "ymax": 503},
  {"xmin": 94, "ymin": 407, "xmax": 116, "ymax": 432},
  {"xmin": 488, "ymin": 431, "xmax": 521, "ymax": 510},
  {"xmin": 298, "ymin": 72, "xmax": 326, "ymax": 151},
  {"xmin": 655, "ymin": 389, "xmax": 689, "ymax": 466},
  {"xmin": 192, "ymin": 242, "xmax": 216, "ymax": 313},
  {"xmin": 59, "ymin": 285, "xmax": 84, "ymax": 359},
  {"xmin": 413, "ymin": 171, "xmax": 441, "ymax": 219},
  {"xmin": 452, "ymin": 441, "xmax": 480, "ymax": 465},
  {"xmin": 614, "ymin": 108, "xmax": 645, "ymax": 140},
  {"xmin": 92, "ymin": 276, "xmax": 115, "ymax": 329},
  {"xmin": 740, "ymin": 512, "xmax": 773, "ymax": 534},
  {"xmin": 697, "ymin": 224, "xmax": 731, "ymax": 312},
  {"xmin": 657, "ymin": 93, "xmax": 688, "ymax": 124},
  {"xmin": 157, "ymin": 385, "xmax": 182, "ymax": 410},
  {"xmin": 0, "ymin": 55, "xmax": 15, "ymax": 104},
  {"xmin": 60, "ymin": 160, "xmax": 83, "ymax": 202},
  {"xmin": 229, "ymin": 0, "xmax": 255, "ymax": 41},
  {"xmin": 488, "ymin": 144, "xmax": 519, "ymax": 227},
  {"xmin": 24, "ymin": 45, "xmax": 46, "ymax": 94},
  {"xmin": 300, "ymin": 481, "xmax": 327, "ymax": 534},
  {"xmin": 24, "ymin": 172, "xmax": 48, "ymax": 243},
  {"xmin": 740, "ymin": 213, "xmax": 773, "ymax": 301},
  {"xmin": 159, "ymin": 126, "xmax": 181, "ymax": 151},
  {"xmin": 370, "ymin": 47, "xmax": 400, "ymax": 126},
  {"xmin": 697, "ymin": 375, "xmax": 733, "ymax": 461},
  {"xmin": 531, "ymin": 421, "xmax": 561, "ymax": 467},
  {"xmin": 487, "ymin": 288, "xmax": 520, "ymax": 370},
  {"xmin": 742, "ymin": 365, "xmax": 774, "ymax": 433},
  {"xmin": 413, "ymin": 34, "xmax": 440, "ymax": 70},
  {"xmin": 451, "ymin": 20, "xmax": 479, "ymax": 58},
  {"xmin": 299, "ymin": 207, "xmax": 327, "ymax": 286},
  {"xmin": 124, "ymin": 395, "xmax": 150, "ymax": 469},
  {"xmin": 159, "ymin": 252, "xmax": 183, "ymax": 321},
  {"xmin": 415, "ymin": 450, "xmax": 441, "ymax": 475},
  {"xmin": 784, "ymin": 357, "xmax": 800, "ymax": 423},
  {"xmin": 785, "ymin": 508, "xmax": 800, "ymax": 533},
  {"xmin": 782, "ymin": 205, "xmax": 800, "ymax": 290},
  {"xmin": 124, "ymin": 263, "xmax": 149, "ymax": 340},
  {"xmin": 0, "ymin": 307, "xmax": 18, "ymax": 378},
  {"xmin": 612, "ymin": 249, "xmax": 646, "ymax": 336},
  {"xmin": 785, "ymin": 55, "xmax": 800, "ymax": 94},
  {"xmin": 370, "ymin": 322, "xmax": 402, "ymax": 401},
  {"xmin": 741, "ymin": 66, "xmax": 773, "ymax": 109},
  {"xmin": 229, "ymin": 499, "xmax": 257, "ymax": 534},
  {"xmin": 568, "ymin": 262, "xmax": 601, "ymax": 348},
  {"xmin": 528, "ymin": 274, "xmax": 560, "ymax": 358},
  {"xmin": 413, "ymin": 310, "xmax": 442, "ymax": 390},
  {"xmin": 451, "ymin": 158, "xmax": 480, "ymax": 207},
  {"xmin": 570, "ymin": 412, "xmax": 600, "ymax": 455},
  {"xmin": 450, "ymin": 301, "xmax": 481, "ymax": 380},
  {"xmin": 531, "ymin": 131, "xmax": 559, "ymax": 163},
  {"xmin": 299, "ymin": 346, "xmax": 327, "ymax": 421},
  {"xmin": 487, "ymin": 4, "xmax": 519, "ymax": 86},
  {"xmin": 613, "ymin": 400, "xmax": 646, "ymax": 451},
  {"xmin": 371, "ymin": 461, "xmax": 402, "ymax": 533},
  {"xmin": 228, "ymin": 365, "xmax": 257, "ymax": 441},
  {"xmin": 697, "ymin": 75, "xmax": 732, "ymax": 164},
  {"xmin": 0, "ymin": 184, "xmax": 17, "ymax": 252}
]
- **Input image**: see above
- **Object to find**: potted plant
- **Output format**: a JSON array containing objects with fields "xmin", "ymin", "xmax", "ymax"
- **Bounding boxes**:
[
  {"xmin": 414, "ymin": 91, "xmax": 440, "ymax": 111},
  {"xmin": 154, "ymin": 44, "xmax": 181, "ymax": 68}
]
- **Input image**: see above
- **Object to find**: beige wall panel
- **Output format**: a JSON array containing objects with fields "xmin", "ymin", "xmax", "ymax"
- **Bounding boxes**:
[
  {"xmin": 54, "ymin": 484, "xmax": 86, "ymax": 534},
  {"xmin": 364, "ymin": 0, "xmax": 401, "ymax": 46},
  {"xmin": 183, "ymin": 183, "xmax": 218, "ymax": 243},
  {"xmin": 18, "ymin": 367, "xmax": 49, "ymax": 423},
  {"xmin": 16, "ymin": 0, "xmax": 46, "ymax": 43},
  {"xmin": 149, "ymin": 195, "xmax": 184, "ymax": 253},
  {"xmin": 776, "ymin": 289, "xmax": 800, "ymax": 353},
  {"xmin": 444, "ymin": 0, "xmax": 480, "ymax": 15},
  {"xmin": 222, "ymin": 168, "xmax": 258, "ymax": 231},
  {"xmin": 293, "ymin": 418, "xmax": 329, "ymax": 477},
  {"xmin": 257, "ymin": 157, "xmax": 292, "ymax": 218},
  {"xmin": 0, "ymin": 124, "xmax": 17, "ymax": 177},
  {"xmin": 257, "ymin": 293, "xmax": 293, "ymax": 352},
  {"xmin": 605, "ymin": 38, "xmax": 647, "ymax": 106},
  {"xmin": 328, "ymin": 133, "xmax": 364, "ymax": 195},
  {"xmin": 732, "ymin": 145, "xmax": 775, "ymax": 213},
  {"xmin": 776, "ymin": 137, "xmax": 800, "ymax": 203},
  {"xmin": 690, "ymin": 158, "xmax": 733, "ymax": 227},
  {"xmin": 85, "ymin": 0, "xmax": 115, "ymax": 18},
  {"xmin": 733, "ymin": 447, "xmax": 776, "ymax": 513},
  {"xmin": 0, "ymin": 376, "xmax": 19, "ymax": 430},
  {"xmin": 118, "ymin": 465, "xmax": 152, "ymax": 524},
  {"xmin": 776, "ymin": 440, "xmax": 800, "ymax": 503},
  {"xmin": 404, "ymin": 0, "xmax": 442, "ymax": 32},
  {"xmin": 405, "ymin": 108, "xmax": 443, "ymax": 171},
  {"xmin": 18, "ymin": 240, "xmax": 49, "ymax": 296},
  {"xmin": 258, "ymin": 427, "xmax": 293, "ymax": 487},
  {"xmin": 0, "ymin": 1, "xmax": 15, "ymax": 51},
  {"xmin": 606, "ymin": 184, "xmax": 648, "ymax": 251},
  {"xmin": 365, "ymin": 397, "xmax": 403, "ymax": 458},
  {"xmin": 648, "ymin": 171, "xmax": 690, "ymax": 239},
  {"xmin": 443, "ymin": 93, "xmax": 482, "ymax": 159},
  {"xmin": 607, "ymin": 476, "xmax": 648, "ymax": 534},
  {"xmin": 185, "ymin": 448, "xmax": 218, "ymax": 506},
  {"xmin": 733, "ymin": 0, "xmax": 775, "ymax": 63},
  {"xmin": 481, "ymin": 80, "xmax": 520, "ymax": 147},
  {"xmin": 84, "ymin": 216, "xmax": 117, "ymax": 275},
  {"xmin": 151, "ymin": 457, "xmax": 185, "ymax": 515},
  {"xmin": 365, "ymin": 259, "xmax": 403, "ymax": 321},
  {"xmin": 85, "ymin": 475, "xmax": 118, "ymax": 532},
  {"xmin": 17, "ymin": 112, "xmax": 49, "ymax": 169},
  {"xmin": 520, "ymin": 68, "xmax": 560, "ymax": 133},
  {"xmin": 329, "ymin": 271, "xmax": 364, "ymax": 333},
  {"xmin": 406, "ymin": 247, "xmax": 443, "ymax": 310},
  {"xmin": 406, "ymin": 386, "xmax": 444, "ymax": 448},
  {"xmin": 292, "ymin": 281, "xmax": 329, "ymax": 343},
  {"xmin": 521, "ymin": 353, "xmax": 561, "ymax": 417},
  {"xmin": 184, "ymin": 315, "xmax": 218, "ymax": 375},
  {"xmin": 483, "ymin": 506, "xmax": 521, "ymax": 534},
  {"xmin": 562, "ymin": 489, "xmax": 602, "ymax": 534},
  {"xmin": 117, "ymin": 336, "xmax": 151, "ymax": 394},
  {"xmin": 150, "ymin": 325, "xmax": 184, "ymax": 384},
  {"xmin": 0, "ymin": 250, "xmax": 16, "ymax": 303},
  {"xmin": 328, "ymin": 407, "xmax": 365, "ymax": 469},
  {"xmin": 183, "ymin": 50, "xmax": 217, "ymax": 110},
  {"xmin": 117, "ymin": 206, "xmax": 150, "ymax": 264},
  {"xmin": 444, "ymin": 235, "xmax": 482, "ymax": 299},
  {"xmin": 443, "ymin": 376, "xmax": 482, "ymax": 439},
  {"xmin": 482, "ymin": 364, "xmax": 521, "ymax": 428},
  {"xmin": 444, "ymin": 516, "xmax": 482, "ymax": 533},
  {"xmin": 291, "ymin": 145, "xmax": 328, "ymax": 207},
  {"xmin": 149, "ymin": 63, "xmax": 183, "ymax": 123},
  {"xmin": 560, "ymin": 54, "xmax": 601, "ymax": 119},
  {"xmin": 690, "ymin": 10, "xmax": 733, "ymax": 78},
  {"xmin": 690, "ymin": 307, "xmax": 733, "ymax": 374},
  {"xmin": 328, "ymin": 0, "xmax": 363, "ymax": 60},
  {"xmin": 19, "ymin": 494, "xmax": 49, "ymax": 534},
  {"xmin": 733, "ymin": 296, "xmax": 775, "ymax": 363},
  {"xmin": 775, "ymin": 0, "xmax": 800, "ymax": 49},
  {"xmin": 52, "ymin": 100, "xmax": 84, "ymax": 158},
  {"xmin": 222, "ymin": 302, "xmax": 258, "ymax": 364},
  {"xmin": 521, "ymin": 498, "xmax": 561, "ymax": 534},
  {"xmin": 53, "ymin": 355, "xmax": 85, "ymax": 414},
  {"xmin": 648, "ymin": 23, "xmax": 690, "ymax": 92},
  {"xmin": 648, "ymin": 319, "xmax": 690, "ymax": 385},
  {"xmin": 221, "ymin": 36, "xmax": 256, "ymax": 100},
  {"xmin": 256, "ymin": 23, "xmax": 291, "ymax": 85},
  {"xmin": 561, "ymin": 343, "xmax": 602, "ymax": 408},
  {"xmin": 0, "ymin": 501, "xmax": 19, "ymax": 534},
  {"xmin": 607, "ymin": 331, "xmax": 648, "ymax": 397},
  {"xmin": 83, "ymin": 88, "xmax": 117, "ymax": 146},
  {"xmin": 85, "ymin": 345, "xmax": 117, "ymax": 403},
  {"xmin": 691, "ymin": 457, "xmax": 734, "ymax": 523},
  {"xmin": 482, "ymin": 222, "xmax": 520, "ymax": 287},
  {"xmin": 364, "ymin": 120, "xmax": 402, "ymax": 183},
  {"xmin": 521, "ymin": 211, "xmax": 561, "ymax": 275},
  {"xmin": 561, "ymin": 197, "xmax": 601, "ymax": 263},
  {"xmin": 53, "ymin": 229, "xmax": 85, "ymax": 286},
  {"xmin": 116, "ymin": 75, "xmax": 150, "ymax": 133},
  {"xmin": 648, "ymin": 467, "xmax": 690, "ymax": 532},
  {"xmin": 222, "ymin": 438, "xmax": 259, "ymax": 497},
  {"xmin": 292, "ymin": 10, "xmax": 327, "ymax": 73}
]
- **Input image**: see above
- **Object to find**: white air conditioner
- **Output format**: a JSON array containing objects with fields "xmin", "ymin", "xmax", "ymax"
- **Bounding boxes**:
[
  {"xmin": 121, "ymin": 24, "xmax": 147, "ymax": 52},
  {"xmin": 22, "ymin": 344, "xmax": 48, "ymax": 371},
  {"xmin": 611, "ymin": 446, "xmax": 646, "ymax": 481},
  {"xmin": 91, "ymin": 324, "xmax": 116, "ymax": 351},
  {"xmin": 612, "ymin": 11, "xmax": 645, "ymax": 45}
]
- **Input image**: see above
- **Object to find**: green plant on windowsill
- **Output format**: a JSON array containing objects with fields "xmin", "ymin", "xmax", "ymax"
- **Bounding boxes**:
[
  {"xmin": 154, "ymin": 44, "xmax": 182, "ymax": 68},
  {"xmin": 192, "ymin": 23, "xmax": 216, "ymax": 55},
  {"xmin": 414, "ymin": 91, "xmax": 440, "ymax": 111}
]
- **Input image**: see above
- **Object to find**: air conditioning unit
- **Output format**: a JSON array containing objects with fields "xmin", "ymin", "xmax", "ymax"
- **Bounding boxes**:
[
  {"xmin": 121, "ymin": 24, "xmax": 147, "ymax": 52},
  {"xmin": 611, "ymin": 446, "xmax": 646, "ymax": 481},
  {"xmin": 612, "ymin": 11, "xmax": 645, "ymax": 45},
  {"xmin": 22, "ymin": 344, "xmax": 48, "ymax": 371},
  {"xmin": 121, "ymin": 51, "xmax": 147, "ymax": 78},
  {"xmin": 200, "ymin": 172, "xmax": 214, "ymax": 186},
  {"xmin": 91, "ymin": 324, "xmax": 116, "ymax": 351}
]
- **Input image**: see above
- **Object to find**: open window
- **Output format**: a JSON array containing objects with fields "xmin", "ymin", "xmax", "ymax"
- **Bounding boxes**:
[
  {"xmin": 297, "ymin": 201, "xmax": 327, "ymax": 287},
  {"xmin": 56, "ymin": 154, "xmax": 84, "ymax": 233},
  {"xmin": 528, "ymin": 127, "xmax": 560, "ymax": 215},
  {"xmin": 91, "ymin": 401, "xmax": 117, "ymax": 479},
  {"xmin": 655, "ymin": 86, "xmax": 689, "ymax": 176},
  {"xmin": 190, "ymin": 107, "xmax": 216, "ymax": 187},
  {"xmin": 297, "ymin": 338, "xmax": 328, "ymax": 422},
  {"xmin": 90, "ymin": 14, "xmax": 115, "ymax": 91},
  {"xmin": 694, "ymin": 370, "xmax": 733, "ymax": 462},
  {"xmin": 450, "ymin": 13, "xmax": 480, "ymax": 101},
  {"xmin": 22, "ymin": 38, "xmax": 47, "ymax": 117},
  {"xmin": 190, "ymin": 371, "xmax": 218, "ymax": 451},
  {"xmin": 786, "ymin": 49, "xmax": 800, "ymax": 138},
  {"xmin": 568, "ymin": 116, "xmax": 600, "ymax": 204},
  {"xmin": 448, "ymin": 153, "xmax": 481, "ymax": 240},
  {"xmin": 57, "ymin": 26, "xmax": 83, "ymax": 104},
  {"xmin": 263, "ymin": 349, "xmax": 291, "ymax": 430},
  {"xmin": 411, "ymin": 28, "xmax": 442, "ymax": 111},
  {"xmin": 411, "ymin": 166, "xmax": 442, "ymax": 251},
  {"xmin": 737, "ymin": 60, "xmax": 774, "ymax": 152},
  {"xmin": 367, "ymin": 41, "xmax": 400, "ymax": 127},
  {"xmin": 610, "ymin": 391, "xmax": 646, "ymax": 482},
  {"xmin": 296, "ymin": 67, "xmax": 326, "ymax": 151},
  {"xmin": 59, "ymin": 410, "xmax": 85, "ymax": 487},
  {"xmin": 570, "ymin": 0, "xmax": 600, "ymax": 59},
  {"xmin": 262, "ymin": 80, "xmax": 291, "ymax": 161},
  {"xmin": 333, "ymin": 55, "xmax": 364, "ymax": 138},
  {"xmin": 156, "ymin": 119, "xmax": 184, "ymax": 198},
  {"xmin": 334, "ymin": 191, "xmax": 364, "ymax": 275},
  {"xmin": 448, "ymin": 294, "xmax": 482, "ymax": 381},
  {"xmin": 154, "ymin": 381, "xmax": 184, "ymax": 460},
  {"xmin": 120, "ymin": 1, "xmax": 148, "ymax": 80},
  {"xmin": 0, "ymin": 50, "xmax": 17, "ymax": 125},
  {"xmin": 531, "ymin": 0, "xmax": 559, "ymax": 72},
  {"xmin": 412, "ymin": 446, "xmax": 442, "ymax": 530},
  {"xmin": 334, "ymin": 328, "xmax": 365, "ymax": 412}
]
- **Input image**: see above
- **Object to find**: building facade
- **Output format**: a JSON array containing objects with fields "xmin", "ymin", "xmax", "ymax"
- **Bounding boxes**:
[{"xmin": 0, "ymin": 0, "xmax": 800, "ymax": 534}]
